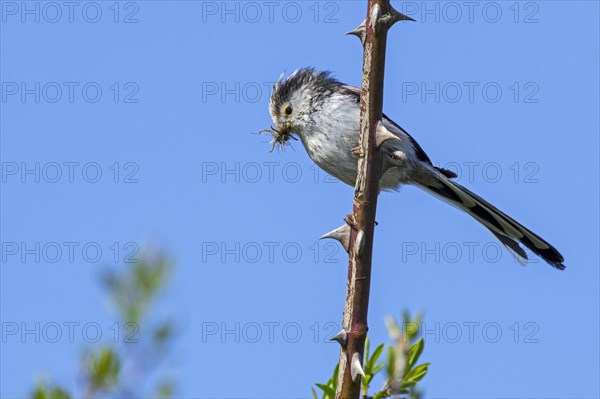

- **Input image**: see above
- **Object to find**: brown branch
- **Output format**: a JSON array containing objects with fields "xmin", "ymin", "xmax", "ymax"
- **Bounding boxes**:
[{"xmin": 335, "ymin": 2, "xmax": 412, "ymax": 398}]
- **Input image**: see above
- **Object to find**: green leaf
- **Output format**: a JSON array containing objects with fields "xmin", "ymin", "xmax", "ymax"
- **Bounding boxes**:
[
  {"xmin": 372, "ymin": 364, "xmax": 384, "ymax": 375},
  {"xmin": 367, "ymin": 344, "xmax": 384, "ymax": 371},
  {"xmin": 402, "ymin": 310, "xmax": 411, "ymax": 326},
  {"xmin": 385, "ymin": 346, "xmax": 396, "ymax": 379},
  {"xmin": 403, "ymin": 362, "xmax": 430, "ymax": 383},
  {"xmin": 331, "ymin": 363, "xmax": 339, "ymax": 389},
  {"xmin": 103, "ymin": 253, "xmax": 172, "ymax": 324},
  {"xmin": 363, "ymin": 342, "xmax": 385, "ymax": 392},
  {"xmin": 154, "ymin": 321, "xmax": 174, "ymax": 343},
  {"xmin": 400, "ymin": 380, "xmax": 417, "ymax": 389},
  {"xmin": 373, "ymin": 389, "xmax": 392, "ymax": 399},
  {"xmin": 311, "ymin": 387, "xmax": 318, "ymax": 399},
  {"xmin": 315, "ymin": 383, "xmax": 335, "ymax": 398},
  {"xmin": 31, "ymin": 384, "xmax": 71, "ymax": 399},
  {"xmin": 405, "ymin": 338, "xmax": 424, "ymax": 372},
  {"xmin": 82, "ymin": 347, "xmax": 121, "ymax": 392},
  {"xmin": 361, "ymin": 375, "xmax": 370, "ymax": 393},
  {"xmin": 155, "ymin": 381, "xmax": 174, "ymax": 398},
  {"xmin": 401, "ymin": 311, "xmax": 424, "ymax": 344}
]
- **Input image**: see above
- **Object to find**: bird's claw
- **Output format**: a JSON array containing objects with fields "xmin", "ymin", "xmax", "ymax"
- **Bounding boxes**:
[
  {"xmin": 352, "ymin": 146, "xmax": 364, "ymax": 158},
  {"xmin": 345, "ymin": 214, "xmax": 357, "ymax": 228}
]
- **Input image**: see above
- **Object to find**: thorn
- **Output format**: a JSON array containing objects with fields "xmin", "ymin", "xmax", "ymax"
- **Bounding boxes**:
[
  {"xmin": 376, "ymin": 122, "xmax": 400, "ymax": 148},
  {"xmin": 348, "ymin": 6, "xmax": 414, "ymax": 45},
  {"xmin": 378, "ymin": 5, "xmax": 416, "ymax": 28},
  {"xmin": 389, "ymin": 5, "xmax": 416, "ymax": 22},
  {"xmin": 330, "ymin": 329, "xmax": 347, "ymax": 347},
  {"xmin": 320, "ymin": 222, "xmax": 351, "ymax": 253},
  {"xmin": 346, "ymin": 19, "xmax": 366, "ymax": 45},
  {"xmin": 351, "ymin": 352, "xmax": 365, "ymax": 383},
  {"xmin": 380, "ymin": 6, "xmax": 416, "ymax": 27},
  {"xmin": 355, "ymin": 230, "xmax": 365, "ymax": 257}
]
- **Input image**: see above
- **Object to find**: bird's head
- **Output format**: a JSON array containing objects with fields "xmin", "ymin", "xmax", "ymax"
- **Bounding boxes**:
[{"xmin": 262, "ymin": 68, "xmax": 337, "ymax": 150}]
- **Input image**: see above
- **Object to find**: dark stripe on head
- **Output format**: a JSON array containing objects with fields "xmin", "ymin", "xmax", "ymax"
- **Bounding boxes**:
[{"xmin": 271, "ymin": 68, "xmax": 342, "ymax": 115}]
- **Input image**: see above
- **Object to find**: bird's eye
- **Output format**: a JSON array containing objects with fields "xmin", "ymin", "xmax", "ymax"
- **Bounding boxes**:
[{"xmin": 283, "ymin": 105, "xmax": 293, "ymax": 116}]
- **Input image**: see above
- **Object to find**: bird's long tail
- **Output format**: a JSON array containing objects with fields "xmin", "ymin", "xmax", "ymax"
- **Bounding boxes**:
[{"xmin": 417, "ymin": 173, "xmax": 565, "ymax": 269}]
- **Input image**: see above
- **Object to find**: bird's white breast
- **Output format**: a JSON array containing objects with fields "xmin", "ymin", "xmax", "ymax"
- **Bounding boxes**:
[{"xmin": 299, "ymin": 93, "xmax": 361, "ymax": 186}]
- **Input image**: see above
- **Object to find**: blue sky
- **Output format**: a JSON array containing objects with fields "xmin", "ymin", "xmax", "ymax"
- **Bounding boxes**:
[{"xmin": 1, "ymin": 1, "xmax": 599, "ymax": 398}]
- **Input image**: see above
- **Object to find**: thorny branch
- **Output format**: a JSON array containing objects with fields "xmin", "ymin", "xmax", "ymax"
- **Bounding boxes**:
[{"xmin": 333, "ymin": 2, "xmax": 413, "ymax": 398}]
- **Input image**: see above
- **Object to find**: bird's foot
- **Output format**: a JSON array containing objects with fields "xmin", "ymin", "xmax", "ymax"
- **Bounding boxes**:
[
  {"xmin": 352, "ymin": 145, "xmax": 364, "ymax": 158},
  {"xmin": 344, "ymin": 214, "xmax": 357, "ymax": 228}
]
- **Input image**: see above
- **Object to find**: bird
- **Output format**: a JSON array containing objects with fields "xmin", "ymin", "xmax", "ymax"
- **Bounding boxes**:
[{"xmin": 264, "ymin": 67, "xmax": 565, "ymax": 270}]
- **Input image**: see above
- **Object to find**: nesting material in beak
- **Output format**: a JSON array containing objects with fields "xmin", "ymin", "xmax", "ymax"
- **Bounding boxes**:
[{"xmin": 258, "ymin": 126, "xmax": 297, "ymax": 152}]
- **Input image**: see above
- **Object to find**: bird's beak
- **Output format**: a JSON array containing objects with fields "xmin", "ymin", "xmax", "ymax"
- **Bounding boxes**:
[{"xmin": 275, "ymin": 122, "xmax": 291, "ymax": 138}]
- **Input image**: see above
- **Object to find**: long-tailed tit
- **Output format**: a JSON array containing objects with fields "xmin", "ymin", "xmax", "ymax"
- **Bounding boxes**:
[{"xmin": 264, "ymin": 68, "xmax": 565, "ymax": 269}]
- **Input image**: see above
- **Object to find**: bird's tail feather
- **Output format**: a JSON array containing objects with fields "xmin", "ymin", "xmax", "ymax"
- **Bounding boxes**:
[{"xmin": 418, "ymin": 174, "xmax": 565, "ymax": 270}]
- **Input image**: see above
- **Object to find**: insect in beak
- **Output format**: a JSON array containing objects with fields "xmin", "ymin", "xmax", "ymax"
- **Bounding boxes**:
[{"xmin": 258, "ymin": 124, "xmax": 297, "ymax": 152}]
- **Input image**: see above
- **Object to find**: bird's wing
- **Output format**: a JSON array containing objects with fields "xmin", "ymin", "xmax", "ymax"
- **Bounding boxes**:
[
  {"xmin": 341, "ymin": 84, "xmax": 457, "ymax": 179},
  {"xmin": 382, "ymin": 115, "xmax": 457, "ymax": 179}
]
